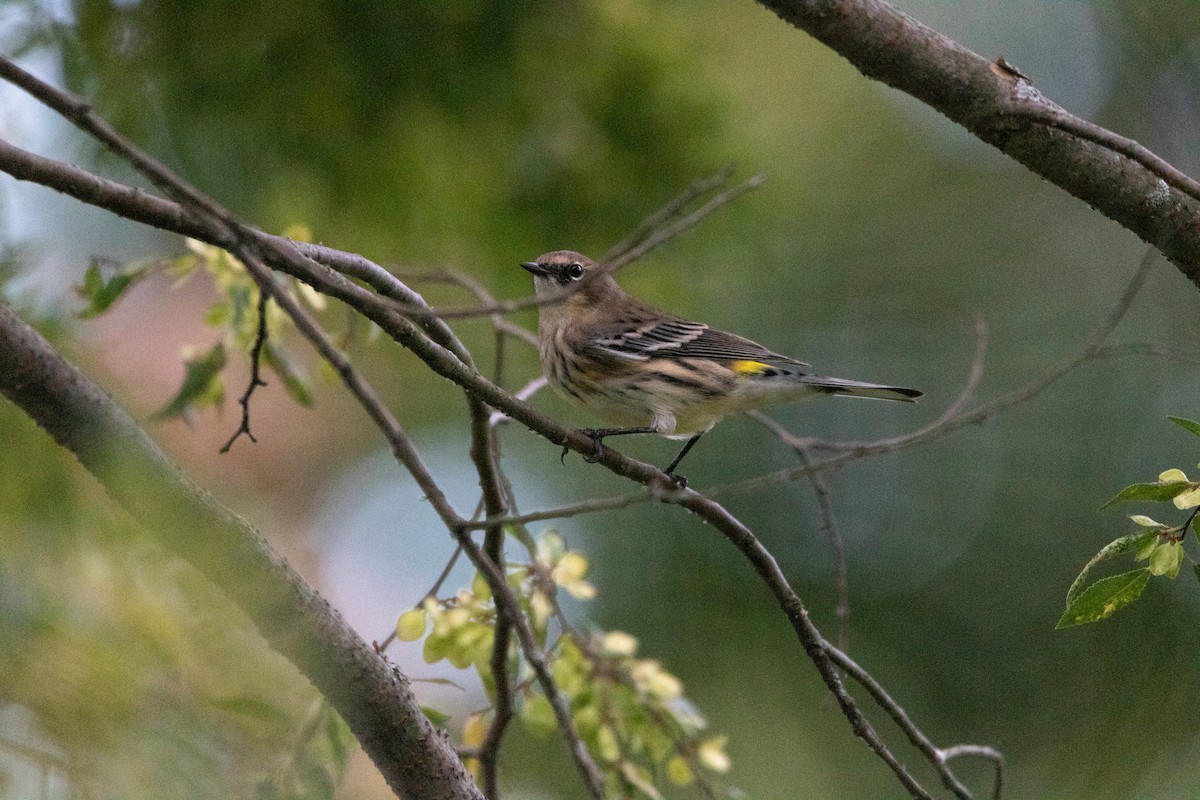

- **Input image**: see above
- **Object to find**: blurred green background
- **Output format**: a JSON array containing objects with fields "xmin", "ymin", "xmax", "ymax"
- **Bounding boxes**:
[{"xmin": 3, "ymin": 1, "xmax": 1200, "ymax": 798}]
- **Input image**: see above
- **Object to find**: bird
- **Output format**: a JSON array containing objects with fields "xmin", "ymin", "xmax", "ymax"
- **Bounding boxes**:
[{"xmin": 520, "ymin": 250, "xmax": 922, "ymax": 481}]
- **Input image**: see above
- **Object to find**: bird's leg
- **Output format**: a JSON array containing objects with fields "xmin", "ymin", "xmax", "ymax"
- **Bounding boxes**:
[
  {"xmin": 662, "ymin": 433, "xmax": 704, "ymax": 486},
  {"xmin": 560, "ymin": 426, "xmax": 659, "ymax": 464}
]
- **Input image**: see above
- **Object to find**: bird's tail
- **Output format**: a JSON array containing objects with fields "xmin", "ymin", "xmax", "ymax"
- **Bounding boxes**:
[{"xmin": 800, "ymin": 375, "xmax": 923, "ymax": 402}]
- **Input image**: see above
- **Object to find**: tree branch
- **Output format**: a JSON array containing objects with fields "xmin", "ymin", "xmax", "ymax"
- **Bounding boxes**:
[
  {"xmin": 754, "ymin": 0, "xmax": 1200, "ymax": 288},
  {"xmin": 0, "ymin": 300, "xmax": 482, "ymax": 800}
]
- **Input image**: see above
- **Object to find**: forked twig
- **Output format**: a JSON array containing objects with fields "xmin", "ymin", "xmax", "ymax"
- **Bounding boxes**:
[
  {"xmin": 825, "ymin": 640, "xmax": 1004, "ymax": 800},
  {"xmin": 219, "ymin": 289, "xmax": 270, "ymax": 453}
]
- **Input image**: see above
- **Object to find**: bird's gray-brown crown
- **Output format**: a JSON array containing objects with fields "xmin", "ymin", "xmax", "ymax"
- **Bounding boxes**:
[{"xmin": 520, "ymin": 250, "xmax": 620, "ymax": 304}]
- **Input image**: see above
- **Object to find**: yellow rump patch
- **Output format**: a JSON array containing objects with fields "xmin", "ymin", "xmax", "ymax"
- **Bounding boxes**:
[{"xmin": 730, "ymin": 360, "xmax": 772, "ymax": 376}]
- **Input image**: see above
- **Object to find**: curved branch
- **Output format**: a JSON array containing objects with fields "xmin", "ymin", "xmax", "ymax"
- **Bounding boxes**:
[{"xmin": 755, "ymin": 0, "xmax": 1200, "ymax": 289}]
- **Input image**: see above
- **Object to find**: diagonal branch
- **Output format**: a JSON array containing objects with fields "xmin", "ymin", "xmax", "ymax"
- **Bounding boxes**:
[
  {"xmin": 0, "ymin": 55, "xmax": 597, "ymax": 798},
  {"xmin": 0, "ymin": 300, "xmax": 482, "ymax": 800},
  {"xmin": 754, "ymin": 0, "xmax": 1200, "ymax": 289}
]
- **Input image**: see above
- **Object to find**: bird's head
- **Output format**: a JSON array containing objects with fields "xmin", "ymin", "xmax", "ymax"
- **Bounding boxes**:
[{"xmin": 520, "ymin": 251, "xmax": 618, "ymax": 304}]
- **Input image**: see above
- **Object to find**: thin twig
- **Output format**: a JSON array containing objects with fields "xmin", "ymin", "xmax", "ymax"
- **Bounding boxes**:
[
  {"xmin": 417, "ymin": 269, "xmax": 519, "ymax": 798},
  {"xmin": 942, "ymin": 745, "xmax": 1005, "ymax": 800},
  {"xmin": 599, "ymin": 173, "xmax": 766, "ymax": 275},
  {"xmin": 462, "ymin": 490, "xmax": 652, "ymax": 532},
  {"xmin": 599, "ymin": 168, "xmax": 734, "ymax": 265},
  {"xmin": 824, "ymin": 640, "xmax": 1002, "ymax": 800},
  {"xmin": 715, "ymin": 252, "xmax": 1153, "ymax": 494},
  {"xmin": 752, "ymin": 410, "xmax": 851, "ymax": 650},
  {"xmin": 390, "ymin": 266, "xmax": 528, "ymax": 794},
  {"xmin": 219, "ymin": 289, "xmax": 270, "ymax": 453},
  {"xmin": 374, "ymin": 543, "xmax": 465, "ymax": 655},
  {"xmin": 1089, "ymin": 341, "xmax": 1200, "ymax": 364},
  {"xmin": 410, "ymin": 173, "xmax": 766, "ymax": 321},
  {"xmin": 488, "ymin": 376, "xmax": 549, "ymax": 428}
]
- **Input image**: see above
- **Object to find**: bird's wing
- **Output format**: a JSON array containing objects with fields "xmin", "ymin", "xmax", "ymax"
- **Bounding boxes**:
[{"xmin": 588, "ymin": 317, "xmax": 809, "ymax": 367}]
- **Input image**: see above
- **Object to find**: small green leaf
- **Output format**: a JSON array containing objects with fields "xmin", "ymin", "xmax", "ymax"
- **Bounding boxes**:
[
  {"xmin": 620, "ymin": 762, "xmax": 664, "ymax": 800},
  {"xmin": 263, "ymin": 342, "xmax": 314, "ymax": 407},
  {"xmin": 1174, "ymin": 486, "xmax": 1200, "ymax": 510},
  {"xmin": 1056, "ymin": 568, "xmax": 1152, "ymax": 628},
  {"xmin": 204, "ymin": 300, "xmax": 231, "ymax": 328},
  {"xmin": 1101, "ymin": 482, "xmax": 1191, "ymax": 508},
  {"xmin": 1149, "ymin": 541, "xmax": 1184, "ymax": 578},
  {"xmin": 421, "ymin": 706, "xmax": 450, "ymax": 728},
  {"xmin": 396, "ymin": 608, "xmax": 427, "ymax": 642},
  {"xmin": 1129, "ymin": 514, "xmax": 1163, "ymax": 528},
  {"xmin": 75, "ymin": 260, "xmax": 146, "ymax": 318},
  {"xmin": 422, "ymin": 634, "xmax": 447, "ymax": 664},
  {"xmin": 666, "ymin": 756, "xmax": 694, "ymax": 786},
  {"xmin": 471, "ymin": 571, "xmax": 492, "ymax": 603},
  {"xmin": 1065, "ymin": 530, "xmax": 1157, "ymax": 605},
  {"xmin": 595, "ymin": 724, "xmax": 621, "ymax": 763},
  {"xmin": 1169, "ymin": 416, "xmax": 1200, "ymax": 438},
  {"xmin": 153, "ymin": 343, "xmax": 227, "ymax": 420},
  {"xmin": 228, "ymin": 284, "xmax": 255, "ymax": 343},
  {"xmin": 166, "ymin": 253, "xmax": 200, "ymax": 281},
  {"xmin": 520, "ymin": 694, "xmax": 557, "ymax": 736},
  {"xmin": 1135, "ymin": 536, "xmax": 1159, "ymax": 562}
]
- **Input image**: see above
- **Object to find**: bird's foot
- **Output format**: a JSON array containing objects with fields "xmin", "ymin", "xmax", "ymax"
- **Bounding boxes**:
[
  {"xmin": 561, "ymin": 429, "xmax": 607, "ymax": 465},
  {"xmin": 580, "ymin": 428, "xmax": 607, "ymax": 463},
  {"xmin": 663, "ymin": 471, "xmax": 688, "ymax": 489}
]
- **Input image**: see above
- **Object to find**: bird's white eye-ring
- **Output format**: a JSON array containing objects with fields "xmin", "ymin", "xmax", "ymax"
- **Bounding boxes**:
[{"xmin": 567, "ymin": 263, "xmax": 584, "ymax": 279}]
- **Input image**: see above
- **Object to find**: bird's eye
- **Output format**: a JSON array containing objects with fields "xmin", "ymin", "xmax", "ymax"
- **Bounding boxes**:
[{"xmin": 567, "ymin": 263, "xmax": 584, "ymax": 279}]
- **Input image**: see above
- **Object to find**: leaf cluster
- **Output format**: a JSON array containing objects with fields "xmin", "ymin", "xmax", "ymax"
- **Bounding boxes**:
[
  {"xmin": 1058, "ymin": 417, "xmax": 1200, "ymax": 628},
  {"xmin": 398, "ymin": 531, "xmax": 735, "ymax": 800}
]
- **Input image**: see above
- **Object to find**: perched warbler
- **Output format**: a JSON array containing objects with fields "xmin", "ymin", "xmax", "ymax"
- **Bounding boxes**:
[{"xmin": 521, "ymin": 250, "xmax": 922, "ymax": 479}]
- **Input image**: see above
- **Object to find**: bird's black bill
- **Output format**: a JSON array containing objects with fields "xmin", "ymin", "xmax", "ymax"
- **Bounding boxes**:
[{"xmin": 520, "ymin": 260, "xmax": 550, "ymax": 276}]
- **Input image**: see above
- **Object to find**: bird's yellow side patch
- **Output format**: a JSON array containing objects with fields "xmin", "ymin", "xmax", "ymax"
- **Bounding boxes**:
[{"xmin": 730, "ymin": 360, "xmax": 771, "ymax": 376}]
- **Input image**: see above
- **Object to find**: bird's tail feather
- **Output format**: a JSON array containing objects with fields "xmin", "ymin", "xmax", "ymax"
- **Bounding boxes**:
[{"xmin": 800, "ymin": 375, "xmax": 923, "ymax": 402}]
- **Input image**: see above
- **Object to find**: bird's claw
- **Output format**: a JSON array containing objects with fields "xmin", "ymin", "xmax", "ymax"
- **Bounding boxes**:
[
  {"xmin": 561, "ymin": 430, "xmax": 606, "ymax": 465},
  {"xmin": 664, "ymin": 471, "xmax": 687, "ymax": 489}
]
